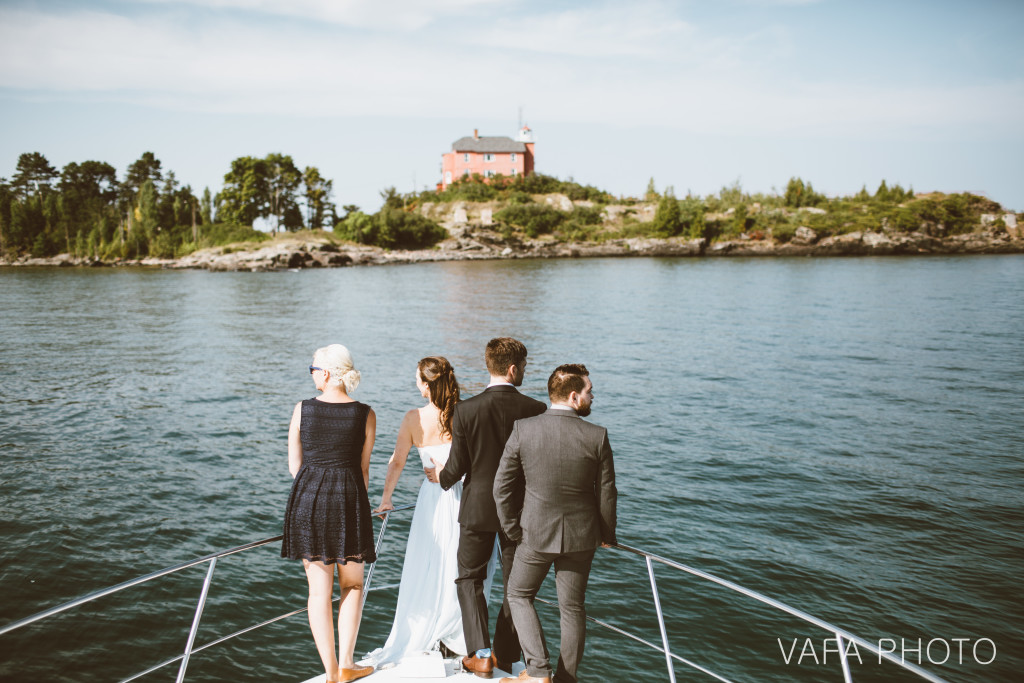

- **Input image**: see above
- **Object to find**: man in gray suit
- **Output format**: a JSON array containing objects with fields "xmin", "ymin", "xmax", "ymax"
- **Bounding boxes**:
[{"xmin": 493, "ymin": 364, "xmax": 617, "ymax": 683}]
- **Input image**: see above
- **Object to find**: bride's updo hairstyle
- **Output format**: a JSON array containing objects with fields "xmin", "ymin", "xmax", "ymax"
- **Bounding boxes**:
[
  {"xmin": 313, "ymin": 344, "xmax": 361, "ymax": 394},
  {"xmin": 418, "ymin": 356, "xmax": 460, "ymax": 438}
]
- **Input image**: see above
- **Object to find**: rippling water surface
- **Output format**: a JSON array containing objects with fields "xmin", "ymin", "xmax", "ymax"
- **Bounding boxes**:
[{"xmin": 2, "ymin": 256, "xmax": 1022, "ymax": 683}]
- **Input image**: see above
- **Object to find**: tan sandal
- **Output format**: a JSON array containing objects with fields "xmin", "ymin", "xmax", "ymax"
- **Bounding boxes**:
[{"xmin": 339, "ymin": 665, "xmax": 374, "ymax": 682}]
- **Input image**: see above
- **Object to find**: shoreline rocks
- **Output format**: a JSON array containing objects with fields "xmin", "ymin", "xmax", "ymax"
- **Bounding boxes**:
[{"xmin": 4, "ymin": 228, "xmax": 1022, "ymax": 271}]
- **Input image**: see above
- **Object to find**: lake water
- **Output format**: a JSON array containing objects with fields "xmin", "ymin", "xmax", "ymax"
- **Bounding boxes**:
[{"xmin": 1, "ymin": 256, "xmax": 1022, "ymax": 683}]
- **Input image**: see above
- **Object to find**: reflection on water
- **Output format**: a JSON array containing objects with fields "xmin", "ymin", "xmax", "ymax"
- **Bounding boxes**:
[{"xmin": 1, "ymin": 256, "xmax": 1023, "ymax": 682}]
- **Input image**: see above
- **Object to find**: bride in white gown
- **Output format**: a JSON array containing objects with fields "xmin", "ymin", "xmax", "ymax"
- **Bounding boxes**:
[{"xmin": 366, "ymin": 356, "xmax": 496, "ymax": 667}]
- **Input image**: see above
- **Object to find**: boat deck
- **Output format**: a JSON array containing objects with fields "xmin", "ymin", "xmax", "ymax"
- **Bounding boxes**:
[{"xmin": 301, "ymin": 658, "xmax": 522, "ymax": 682}]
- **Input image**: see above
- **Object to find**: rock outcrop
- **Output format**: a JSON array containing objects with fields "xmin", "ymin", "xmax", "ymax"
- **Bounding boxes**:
[{"xmin": 5, "ymin": 228, "xmax": 1021, "ymax": 271}]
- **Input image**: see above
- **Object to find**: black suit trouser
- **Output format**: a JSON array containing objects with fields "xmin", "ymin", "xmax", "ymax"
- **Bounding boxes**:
[{"xmin": 455, "ymin": 526, "xmax": 520, "ymax": 662}]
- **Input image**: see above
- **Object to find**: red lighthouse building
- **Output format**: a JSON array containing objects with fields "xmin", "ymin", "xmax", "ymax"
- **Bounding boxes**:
[{"xmin": 440, "ymin": 126, "xmax": 535, "ymax": 190}]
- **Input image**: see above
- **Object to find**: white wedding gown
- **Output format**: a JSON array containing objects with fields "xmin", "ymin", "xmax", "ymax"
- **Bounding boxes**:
[{"xmin": 363, "ymin": 442, "xmax": 498, "ymax": 667}]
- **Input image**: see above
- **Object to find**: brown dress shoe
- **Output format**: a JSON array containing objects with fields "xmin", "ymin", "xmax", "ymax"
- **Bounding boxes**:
[
  {"xmin": 462, "ymin": 654, "xmax": 495, "ymax": 678},
  {"xmin": 338, "ymin": 665, "xmax": 373, "ymax": 682},
  {"xmin": 499, "ymin": 670, "xmax": 551, "ymax": 683}
]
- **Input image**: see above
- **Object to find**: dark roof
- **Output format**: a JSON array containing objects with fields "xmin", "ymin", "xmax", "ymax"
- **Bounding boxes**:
[{"xmin": 451, "ymin": 136, "xmax": 527, "ymax": 153}]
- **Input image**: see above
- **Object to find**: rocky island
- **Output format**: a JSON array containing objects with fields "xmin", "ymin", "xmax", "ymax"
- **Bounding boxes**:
[{"xmin": 8, "ymin": 191, "xmax": 1022, "ymax": 271}]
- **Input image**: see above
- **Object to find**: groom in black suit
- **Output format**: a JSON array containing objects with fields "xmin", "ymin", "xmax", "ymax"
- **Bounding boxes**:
[{"xmin": 436, "ymin": 337, "xmax": 546, "ymax": 678}]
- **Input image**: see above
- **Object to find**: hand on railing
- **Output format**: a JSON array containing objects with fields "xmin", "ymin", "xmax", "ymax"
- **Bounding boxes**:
[{"xmin": 373, "ymin": 501, "xmax": 395, "ymax": 520}]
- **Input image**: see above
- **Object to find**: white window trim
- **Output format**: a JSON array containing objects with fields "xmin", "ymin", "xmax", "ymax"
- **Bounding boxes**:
[{"xmin": 484, "ymin": 153, "xmax": 494, "ymax": 162}]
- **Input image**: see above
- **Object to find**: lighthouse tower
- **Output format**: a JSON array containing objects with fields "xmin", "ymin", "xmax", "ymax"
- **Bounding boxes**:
[{"xmin": 516, "ymin": 125, "xmax": 536, "ymax": 177}]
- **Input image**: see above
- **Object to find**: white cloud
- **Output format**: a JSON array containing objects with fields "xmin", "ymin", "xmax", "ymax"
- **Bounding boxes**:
[
  {"xmin": 468, "ymin": 4, "xmax": 694, "ymax": 58},
  {"xmin": 1, "ymin": 3, "xmax": 1022, "ymax": 140},
  {"xmin": 128, "ymin": 0, "xmax": 505, "ymax": 31},
  {"xmin": 739, "ymin": 0, "xmax": 824, "ymax": 5}
]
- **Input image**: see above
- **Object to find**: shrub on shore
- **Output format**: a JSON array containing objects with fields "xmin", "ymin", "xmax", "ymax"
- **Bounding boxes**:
[
  {"xmin": 427, "ymin": 173, "xmax": 614, "ymax": 205},
  {"xmin": 334, "ymin": 197, "xmax": 448, "ymax": 250}
]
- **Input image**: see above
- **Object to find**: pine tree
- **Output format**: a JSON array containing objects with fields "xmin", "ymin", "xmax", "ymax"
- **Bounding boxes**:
[{"xmin": 652, "ymin": 190, "xmax": 682, "ymax": 237}]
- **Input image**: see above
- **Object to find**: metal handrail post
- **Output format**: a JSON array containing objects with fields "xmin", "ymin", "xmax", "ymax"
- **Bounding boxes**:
[
  {"xmin": 837, "ymin": 632, "xmax": 853, "ymax": 683},
  {"xmin": 175, "ymin": 557, "xmax": 218, "ymax": 683},
  {"xmin": 362, "ymin": 507, "xmax": 397, "ymax": 611},
  {"xmin": 645, "ymin": 555, "xmax": 676, "ymax": 683}
]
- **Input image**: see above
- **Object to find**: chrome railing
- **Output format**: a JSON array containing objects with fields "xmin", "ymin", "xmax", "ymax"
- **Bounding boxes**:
[
  {"xmin": 532, "ymin": 543, "xmax": 951, "ymax": 683},
  {"xmin": 0, "ymin": 503, "xmax": 415, "ymax": 683},
  {"xmin": 1, "ymin": 505, "xmax": 950, "ymax": 683}
]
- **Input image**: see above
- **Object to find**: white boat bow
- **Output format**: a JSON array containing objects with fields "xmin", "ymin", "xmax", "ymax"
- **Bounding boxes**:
[{"xmin": 1, "ymin": 503, "xmax": 951, "ymax": 683}]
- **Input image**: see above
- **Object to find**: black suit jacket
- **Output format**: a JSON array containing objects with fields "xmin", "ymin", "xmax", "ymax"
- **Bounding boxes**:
[{"xmin": 439, "ymin": 385, "xmax": 547, "ymax": 532}]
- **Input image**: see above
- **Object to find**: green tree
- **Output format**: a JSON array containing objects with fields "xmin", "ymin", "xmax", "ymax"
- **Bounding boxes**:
[
  {"xmin": 12, "ymin": 152, "xmax": 58, "ymax": 199},
  {"xmin": 158, "ymin": 170, "xmax": 179, "ymax": 228},
  {"xmin": 873, "ymin": 180, "xmax": 912, "ymax": 204},
  {"xmin": 785, "ymin": 177, "xmax": 806, "ymax": 207},
  {"xmin": 874, "ymin": 180, "xmax": 890, "ymax": 202},
  {"xmin": 60, "ymin": 161, "xmax": 117, "ymax": 205},
  {"xmin": 380, "ymin": 186, "xmax": 404, "ymax": 209},
  {"xmin": 266, "ymin": 153, "xmax": 303, "ymax": 232},
  {"xmin": 732, "ymin": 203, "xmax": 750, "ymax": 234},
  {"xmin": 58, "ymin": 160, "xmax": 118, "ymax": 254},
  {"xmin": 8, "ymin": 197, "xmax": 31, "ymax": 253},
  {"xmin": 200, "ymin": 187, "xmax": 213, "ymax": 225},
  {"xmin": 122, "ymin": 152, "xmax": 163, "ymax": 205},
  {"xmin": 219, "ymin": 156, "xmax": 270, "ymax": 227},
  {"xmin": 219, "ymin": 154, "xmax": 307, "ymax": 231},
  {"xmin": 652, "ymin": 190, "xmax": 682, "ymax": 236},
  {"xmin": 127, "ymin": 179, "xmax": 159, "ymax": 256},
  {"xmin": 680, "ymin": 196, "xmax": 706, "ymax": 240},
  {"xmin": 645, "ymin": 177, "xmax": 658, "ymax": 201},
  {"xmin": 303, "ymin": 166, "xmax": 335, "ymax": 230},
  {"xmin": 0, "ymin": 178, "xmax": 11, "ymax": 254},
  {"xmin": 784, "ymin": 177, "xmax": 824, "ymax": 208}
]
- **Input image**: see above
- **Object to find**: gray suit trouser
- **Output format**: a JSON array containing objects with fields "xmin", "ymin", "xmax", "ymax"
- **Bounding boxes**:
[{"xmin": 507, "ymin": 544, "xmax": 596, "ymax": 682}]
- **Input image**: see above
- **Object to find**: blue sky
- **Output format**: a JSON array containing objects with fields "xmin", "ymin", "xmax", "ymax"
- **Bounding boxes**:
[{"xmin": 2, "ymin": 0, "xmax": 1023, "ymax": 213}]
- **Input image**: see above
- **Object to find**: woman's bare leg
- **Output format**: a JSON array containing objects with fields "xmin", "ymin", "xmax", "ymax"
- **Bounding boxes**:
[
  {"xmin": 304, "ymin": 559, "xmax": 340, "ymax": 681},
  {"xmin": 336, "ymin": 561, "xmax": 365, "ymax": 668}
]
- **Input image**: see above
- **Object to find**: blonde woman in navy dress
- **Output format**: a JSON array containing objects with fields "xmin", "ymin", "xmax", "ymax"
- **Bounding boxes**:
[{"xmin": 282, "ymin": 344, "xmax": 377, "ymax": 683}]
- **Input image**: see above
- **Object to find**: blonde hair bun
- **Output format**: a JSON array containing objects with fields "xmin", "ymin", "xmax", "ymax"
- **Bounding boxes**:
[{"xmin": 312, "ymin": 344, "xmax": 360, "ymax": 393}]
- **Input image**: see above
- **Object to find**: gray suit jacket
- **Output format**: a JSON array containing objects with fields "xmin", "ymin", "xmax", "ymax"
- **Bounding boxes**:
[{"xmin": 493, "ymin": 408, "xmax": 617, "ymax": 553}]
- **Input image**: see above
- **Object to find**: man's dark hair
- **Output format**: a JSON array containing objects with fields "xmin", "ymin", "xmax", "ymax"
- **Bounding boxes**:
[
  {"xmin": 547, "ymin": 363, "xmax": 589, "ymax": 402},
  {"xmin": 485, "ymin": 337, "xmax": 528, "ymax": 376}
]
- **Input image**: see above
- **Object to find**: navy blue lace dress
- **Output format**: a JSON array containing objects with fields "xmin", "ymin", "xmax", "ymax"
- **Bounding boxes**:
[{"xmin": 281, "ymin": 399, "xmax": 377, "ymax": 565}]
